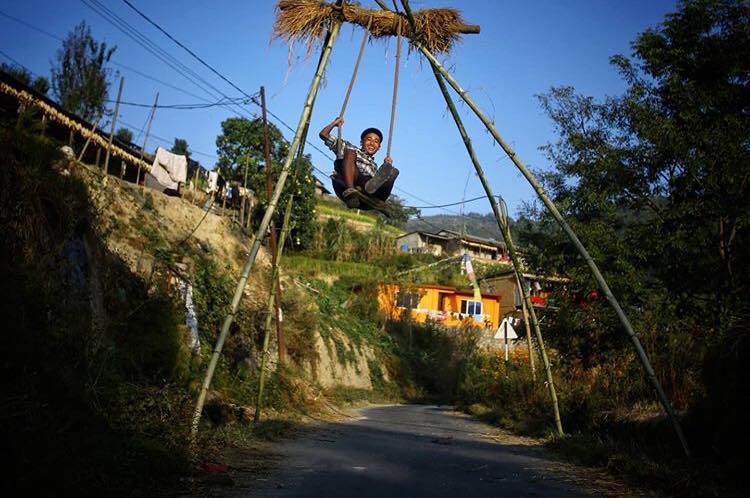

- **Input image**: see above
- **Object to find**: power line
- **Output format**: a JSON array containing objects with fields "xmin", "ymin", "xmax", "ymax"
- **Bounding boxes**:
[
  {"xmin": 80, "ymin": 0, "xmax": 252, "ymax": 119},
  {"xmin": 405, "ymin": 195, "xmax": 487, "ymax": 209},
  {"xmin": 121, "ymin": 0, "xmax": 255, "ymax": 100},
  {"xmin": 105, "ymin": 96, "xmax": 253, "ymax": 110},
  {"xmin": 0, "ymin": 9, "xmax": 63, "ymax": 41}
]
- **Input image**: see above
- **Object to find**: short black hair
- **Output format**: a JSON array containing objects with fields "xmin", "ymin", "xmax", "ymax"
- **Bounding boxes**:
[{"xmin": 360, "ymin": 127, "xmax": 383, "ymax": 142}]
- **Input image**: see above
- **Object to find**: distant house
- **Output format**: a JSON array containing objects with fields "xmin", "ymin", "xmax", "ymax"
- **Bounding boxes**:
[
  {"xmin": 378, "ymin": 282, "xmax": 502, "ymax": 330},
  {"xmin": 313, "ymin": 176, "xmax": 331, "ymax": 197},
  {"xmin": 480, "ymin": 271, "xmax": 569, "ymax": 318},
  {"xmin": 396, "ymin": 229, "xmax": 511, "ymax": 263}
]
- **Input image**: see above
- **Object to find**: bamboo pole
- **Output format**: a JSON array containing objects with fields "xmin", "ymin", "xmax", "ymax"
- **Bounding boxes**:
[
  {"xmin": 104, "ymin": 76, "xmax": 124, "ymax": 175},
  {"xmin": 254, "ymin": 91, "xmax": 317, "ymax": 423},
  {"xmin": 77, "ymin": 113, "xmax": 104, "ymax": 163},
  {"xmin": 401, "ymin": 0, "xmax": 689, "ymax": 457},
  {"xmin": 516, "ymin": 273, "xmax": 537, "ymax": 381},
  {"xmin": 428, "ymin": 55, "xmax": 563, "ymax": 436},
  {"xmin": 137, "ymin": 93, "xmax": 159, "ymax": 188},
  {"xmin": 254, "ymin": 194, "xmax": 294, "ymax": 423},
  {"xmin": 190, "ymin": 12, "xmax": 341, "ymax": 439},
  {"xmin": 261, "ymin": 86, "xmax": 286, "ymax": 363}
]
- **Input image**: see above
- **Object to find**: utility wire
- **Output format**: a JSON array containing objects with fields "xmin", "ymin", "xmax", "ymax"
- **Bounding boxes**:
[
  {"xmin": 121, "ymin": 0, "xmax": 255, "ymax": 101},
  {"xmin": 105, "ymin": 96, "xmax": 254, "ymax": 110},
  {"xmin": 80, "ymin": 0, "xmax": 252, "ymax": 119}
]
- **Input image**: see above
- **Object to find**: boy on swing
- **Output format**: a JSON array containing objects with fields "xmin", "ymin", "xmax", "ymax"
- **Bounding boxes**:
[{"xmin": 319, "ymin": 116, "xmax": 399, "ymax": 210}]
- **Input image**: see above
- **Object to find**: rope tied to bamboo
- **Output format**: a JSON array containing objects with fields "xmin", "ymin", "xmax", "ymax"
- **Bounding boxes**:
[{"xmin": 274, "ymin": 0, "xmax": 478, "ymax": 55}]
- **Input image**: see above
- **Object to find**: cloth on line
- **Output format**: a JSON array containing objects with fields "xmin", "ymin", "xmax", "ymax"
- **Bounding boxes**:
[
  {"xmin": 150, "ymin": 147, "xmax": 187, "ymax": 190},
  {"xmin": 207, "ymin": 170, "xmax": 219, "ymax": 193}
]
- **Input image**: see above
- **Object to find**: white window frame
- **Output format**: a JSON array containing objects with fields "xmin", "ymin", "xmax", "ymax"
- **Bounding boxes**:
[{"xmin": 460, "ymin": 299, "xmax": 482, "ymax": 315}]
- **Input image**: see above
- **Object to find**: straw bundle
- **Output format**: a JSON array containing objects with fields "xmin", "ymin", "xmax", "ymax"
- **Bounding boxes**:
[
  {"xmin": 274, "ymin": 0, "xmax": 477, "ymax": 55},
  {"xmin": 1, "ymin": 81, "xmax": 151, "ymax": 172}
]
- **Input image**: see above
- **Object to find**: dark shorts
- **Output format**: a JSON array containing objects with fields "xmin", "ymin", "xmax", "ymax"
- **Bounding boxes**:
[{"xmin": 331, "ymin": 159, "xmax": 395, "ymax": 203}]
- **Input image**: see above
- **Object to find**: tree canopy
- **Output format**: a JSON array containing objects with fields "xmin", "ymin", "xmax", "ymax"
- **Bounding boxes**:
[
  {"xmin": 50, "ymin": 21, "xmax": 116, "ymax": 122},
  {"xmin": 170, "ymin": 138, "xmax": 190, "ymax": 158},
  {"xmin": 115, "ymin": 127, "xmax": 133, "ymax": 144},
  {"xmin": 215, "ymin": 116, "xmax": 317, "ymax": 248},
  {"xmin": 518, "ymin": 0, "xmax": 750, "ymax": 412}
]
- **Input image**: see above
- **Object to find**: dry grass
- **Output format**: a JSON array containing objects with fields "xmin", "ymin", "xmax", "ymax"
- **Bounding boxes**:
[{"xmin": 274, "ymin": 0, "xmax": 470, "ymax": 54}]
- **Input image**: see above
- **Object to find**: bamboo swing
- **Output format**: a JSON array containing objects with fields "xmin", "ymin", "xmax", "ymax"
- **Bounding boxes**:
[{"xmin": 192, "ymin": 0, "xmax": 690, "ymax": 458}]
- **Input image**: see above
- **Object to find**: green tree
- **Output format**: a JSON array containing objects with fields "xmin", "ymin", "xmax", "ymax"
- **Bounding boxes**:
[
  {"xmin": 115, "ymin": 127, "xmax": 133, "ymax": 144},
  {"xmin": 170, "ymin": 138, "xmax": 190, "ymax": 158},
  {"xmin": 1, "ymin": 63, "xmax": 49, "ymax": 95},
  {"xmin": 215, "ymin": 116, "xmax": 287, "ymax": 180},
  {"xmin": 50, "ymin": 21, "xmax": 116, "ymax": 121},
  {"xmin": 215, "ymin": 116, "xmax": 316, "ymax": 248},
  {"xmin": 518, "ymin": 0, "xmax": 750, "ymax": 411}
]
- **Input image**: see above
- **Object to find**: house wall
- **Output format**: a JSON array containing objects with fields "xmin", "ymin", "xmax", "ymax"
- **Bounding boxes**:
[
  {"xmin": 396, "ymin": 233, "xmax": 443, "ymax": 256},
  {"xmin": 378, "ymin": 284, "xmax": 501, "ymax": 330},
  {"xmin": 481, "ymin": 275, "xmax": 518, "ymax": 319}
]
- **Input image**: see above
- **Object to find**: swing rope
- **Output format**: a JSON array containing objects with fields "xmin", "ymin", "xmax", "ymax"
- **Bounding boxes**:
[
  {"xmin": 335, "ymin": 15, "xmax": 402, "ymax": 161},
  {"xmin": 386, "ymin": 17, "xmax": 402, "ymax": 158},
  {"xmin": 337, "ymin": 16, "xmax": 372, "ymax": 158}
]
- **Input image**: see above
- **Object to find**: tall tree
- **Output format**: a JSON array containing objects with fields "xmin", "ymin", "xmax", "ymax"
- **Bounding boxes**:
[
  {"xmin": 170, "ymin": 138, "xmax": 190, "ymax": 158},
  {"xmin": 51, "ymin": 21, "xmax": 116, "ymax": 121}
]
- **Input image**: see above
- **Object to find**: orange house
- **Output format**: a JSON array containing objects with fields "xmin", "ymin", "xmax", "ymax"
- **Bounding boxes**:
[{"xmin": 378, "ymin": 283, "xmax": 502, "ymax": 330}]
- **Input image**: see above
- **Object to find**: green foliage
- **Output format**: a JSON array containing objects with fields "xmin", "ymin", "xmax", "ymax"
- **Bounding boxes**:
[
  {"xmin": 170, "ymin": 137, "xmax": 190, "ymax": 158},
  {"xmin": 306, "ymin": 217, "xmax": 398, "ymax": 262},
  {"xmin": 520, "ymin": 0, "xmax": 750, "ymax": 410},
  {"xmin": 115, "ymin": 127, "xmax": 133, "ymax": 144},
  {"xmin": 51, "ymin": 21, "xmax": 116, "ymax": 121},
  {"xmin": 216, "ymin": 116, "xmax": 318, "ymax": 248},
  {"xmin": 1, "ymin": 62, "xmax": 49, "ymax": 94}
]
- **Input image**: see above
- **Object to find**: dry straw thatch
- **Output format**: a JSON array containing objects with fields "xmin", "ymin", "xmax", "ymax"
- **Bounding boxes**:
[
  {"xmin": 1, "ymin": 81, "xmax": 151, "ymax": 172},
  {"xmin": 274, "ymin": 0, "xmax": 473, "ymax": 54}
]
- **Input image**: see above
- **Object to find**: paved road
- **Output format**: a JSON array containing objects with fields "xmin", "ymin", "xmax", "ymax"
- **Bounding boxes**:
[{"xmin": 246, "ymin": 405, "xmax": 591, "ymax": 497}]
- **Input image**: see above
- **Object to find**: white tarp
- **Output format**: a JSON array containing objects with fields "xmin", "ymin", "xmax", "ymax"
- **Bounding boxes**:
[{"xmin": 150, "ymin": 147, "xmax": 187, "ymax": 190}]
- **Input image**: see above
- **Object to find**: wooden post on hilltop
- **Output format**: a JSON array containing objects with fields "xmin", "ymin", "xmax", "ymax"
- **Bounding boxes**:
[
  {"xmin": 104, "ymin": 76, "xmax": 124, "ymax": 176},
  {"xmin": 136, "ymin": 93, "xmax": 158, "ymax": 188},
  {"xmin": 261, "ymin": 86, "xmax": 286, "ymax": 363},
  {"xmin": 190, "ymin": 10, "xmax": 341, "ymax": 439}
]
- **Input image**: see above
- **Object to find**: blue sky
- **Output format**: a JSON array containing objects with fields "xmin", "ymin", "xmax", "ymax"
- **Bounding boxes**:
[{"xmin": 0, "ymin": 0, "xmax": 677, "ymax": 217}]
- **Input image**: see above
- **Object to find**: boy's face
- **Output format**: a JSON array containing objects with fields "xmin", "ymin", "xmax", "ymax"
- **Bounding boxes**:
[{"xmin": 360, "ymin": 133, "xmax": 382, "ymax": 156}]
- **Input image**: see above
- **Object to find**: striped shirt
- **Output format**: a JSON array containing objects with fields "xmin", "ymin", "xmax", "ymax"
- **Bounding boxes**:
[{"xmin": 322, "ymin": 135, "xmax": 378, "ymax": 177}]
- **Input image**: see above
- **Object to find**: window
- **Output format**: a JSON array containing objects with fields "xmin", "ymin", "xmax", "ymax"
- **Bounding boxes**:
[
  {"xmin": 396, "ymin": 292, "xmax": 419, "ymax": 309},
  {"xmin": 460, "ymin": 300, "xmax": 482, "ymax": 315}
]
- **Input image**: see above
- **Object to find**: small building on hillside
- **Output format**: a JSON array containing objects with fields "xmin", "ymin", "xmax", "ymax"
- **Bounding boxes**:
[
  {"xmin": 396, "ymin": 229, "xmax": 511, "ymax": 263},
  {"xmin": 313, "ymin": 176, "xmax": 331, "ymax": 197},
  {"xmin": 480, "ymin": 271, "xmax": 568, "ymax": 318},
  {"xmin": 378, "ymin": 282, "xmax": 502, "ymax": 330}
]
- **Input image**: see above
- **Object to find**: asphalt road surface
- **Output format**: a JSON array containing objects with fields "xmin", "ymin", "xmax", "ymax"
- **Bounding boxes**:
[{"xmin": 246, "ymin": 405, "xmax": 592, "ymax": 497}]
